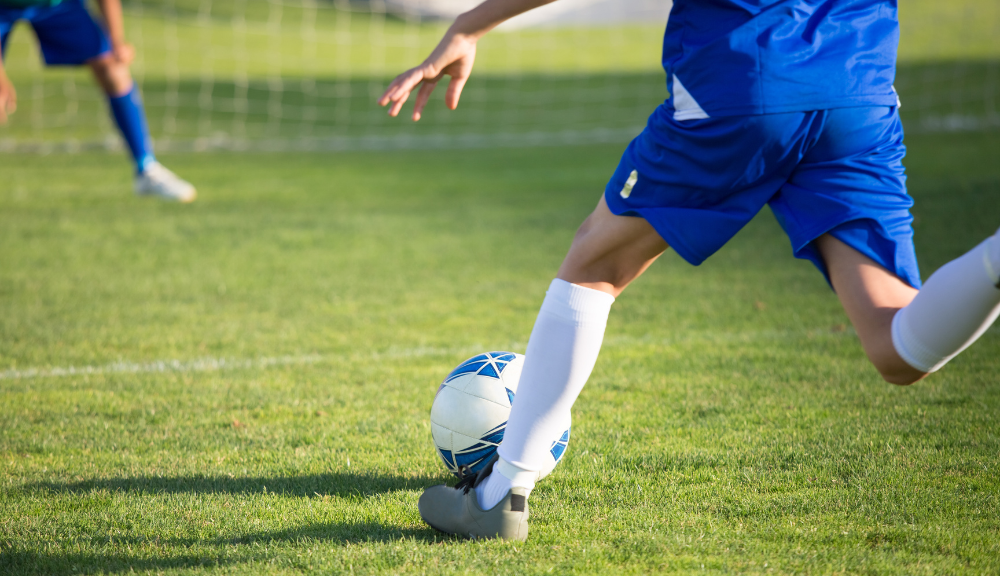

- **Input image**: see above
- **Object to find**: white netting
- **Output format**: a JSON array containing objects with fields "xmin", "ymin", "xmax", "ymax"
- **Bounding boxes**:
[{"xmin": 0, "ymin": 0, "xmax": 997, "ymax": 153}]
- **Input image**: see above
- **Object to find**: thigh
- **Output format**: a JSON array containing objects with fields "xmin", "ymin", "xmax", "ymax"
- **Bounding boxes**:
[{"xmin": 29, "ymin": 0, "xmax": 109, "ymax": 66}]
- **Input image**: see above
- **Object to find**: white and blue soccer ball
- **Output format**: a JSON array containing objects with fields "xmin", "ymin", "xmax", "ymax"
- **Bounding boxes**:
[{"xmin": 431, "ymin": 351, "xmax": 570, "ymax": 479}]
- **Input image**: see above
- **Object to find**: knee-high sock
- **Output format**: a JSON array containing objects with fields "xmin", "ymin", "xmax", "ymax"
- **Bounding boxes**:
[
  {"xmin": 108, "ymin": 84, "xmax": 155, "ymax": 172},
  {"xmin": 477, "ymin": 279, "xmax": 614, "ymax": 510},
  {"xmin": 500, "ymin": 279, "xmax": 615, "ymax": 469},
  {"xmin": 892, "ymin": 231, "xmax": 1000, "ymax": 373}
]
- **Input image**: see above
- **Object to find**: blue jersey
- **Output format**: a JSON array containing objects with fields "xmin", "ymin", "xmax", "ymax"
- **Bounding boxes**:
[{"xmin": 663, "ymin": 0, "xmax": 900, "ymax": 119}]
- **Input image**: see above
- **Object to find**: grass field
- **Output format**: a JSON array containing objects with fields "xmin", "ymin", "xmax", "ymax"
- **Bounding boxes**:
[{"xmin": 2, "ymin": 126, "xmax": 999, "ymax": 573}]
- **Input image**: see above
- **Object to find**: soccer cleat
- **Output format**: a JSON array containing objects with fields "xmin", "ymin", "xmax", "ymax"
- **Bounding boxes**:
[
  {"xmin": 418, "ymin": 454, "xmax": 530, "ymax": 541},
  {"xmin": 135, "ymin": 161, "xmax": 196, "ymax": 203}
]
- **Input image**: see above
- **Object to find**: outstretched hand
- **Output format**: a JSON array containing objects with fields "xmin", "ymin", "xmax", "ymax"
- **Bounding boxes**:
[{"xmin": 378, "ymin": 31, "xmax": 477, "ymax": 121}]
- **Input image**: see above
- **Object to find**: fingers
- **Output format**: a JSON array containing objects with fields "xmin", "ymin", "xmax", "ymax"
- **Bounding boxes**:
[
  {"xmin": 379, "ymin": 65, "xmax": 444, "ymax": 120},
  {"xmin": 444, "ymin": 75, "xmax": 468, "ymax": 111},
  {"xmin": 386, "ymin": 91, "xmax": 408, "ymax": 117},
  {"xmin": 411, "ymin": 81, "xmax": 438, "ymax": 121},
  {"xmin": 379, "ymin": 32, "xmax": 478, "ymax": 121},
  {"xmin": 378, "ymin": 68, "xmax": 425, "ymax": 110}
]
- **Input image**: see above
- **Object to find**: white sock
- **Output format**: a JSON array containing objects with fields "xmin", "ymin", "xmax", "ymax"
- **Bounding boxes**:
[
  {"xmin": 892, "ymin": 230, "xmax": 1000, "ymax": 373},
  {"xmin": 477, "ymin": 279, "xmax": 615, "ymax": 511},
  {"xmin": 475, "ymin": 458, "xmax": 539, "ymax": 510}
]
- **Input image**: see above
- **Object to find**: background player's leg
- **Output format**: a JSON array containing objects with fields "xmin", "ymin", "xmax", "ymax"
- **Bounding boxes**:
[
  {"xmin": 818, "ymin": 232, "xmax": 1000, "ymax": 385},
  {"xmin": 476, "ymin": 196, "xmax": 668, "ymax": 510},
  {"xmin": 91, "ymin": 54, "xmax": 195, "ymax": 201},
  {"xmin": 89, "ymin": 54, "xmax": 154, "ymax": 172}
]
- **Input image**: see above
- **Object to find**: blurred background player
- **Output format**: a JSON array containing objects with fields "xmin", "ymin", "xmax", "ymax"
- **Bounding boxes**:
[
  {"xmin": 0, "ymin": 0, "xmax": 195, "ymax": 202},
  {"xmin": 381, "ymin": 0, "xmax": 1000, "ymax": 541}
]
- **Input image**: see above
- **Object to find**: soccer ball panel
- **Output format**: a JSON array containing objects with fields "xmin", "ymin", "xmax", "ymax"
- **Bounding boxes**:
[
  {"xmin": 430, "ymin": 351, "xmax": 569, "ymax": 479},
  {"xmin": 451, "ymin": 374, "xmax": 513, "ymax": 407},
  {"xmin": 430, "ymin": 385, "xmax": 511, "ymax": 438},
  {"xmin": 497, "ymin": 355, "xmax": 524, "ymax": 394}
]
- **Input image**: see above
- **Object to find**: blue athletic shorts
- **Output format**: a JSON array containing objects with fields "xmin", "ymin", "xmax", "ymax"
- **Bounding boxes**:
[
  {"xmin": 604, "ymin": 105, "xmax": 921, "ymax": 289},
  {"xmin": 0, "ymin": 0, "xmax": 110, "ymax": 66}
]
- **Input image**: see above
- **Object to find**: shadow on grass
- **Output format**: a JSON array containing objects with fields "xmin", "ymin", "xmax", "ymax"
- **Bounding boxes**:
[
  {"xmin": 0, "ymin": 550, "xmax": 233, "ymax": 575},
  {"xmin": 22, "ymin": 470, "xmax": 446, "ymax": 498},
  {"xmin": 1, "ymin": 521, "xmax": 449, "ymax": 574},
  {"xmin": 6, "ymin": 472, "xmax": 458, "ymax": 574}
]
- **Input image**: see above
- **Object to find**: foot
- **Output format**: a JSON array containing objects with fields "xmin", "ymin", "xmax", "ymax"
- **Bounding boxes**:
[
  {"xmin": 418, "ymin": 455, "xmax": 530, "ymax": 541},
  {"xmin": 135, "ymin": 161, "xmax": 196, "ymax": 203}
]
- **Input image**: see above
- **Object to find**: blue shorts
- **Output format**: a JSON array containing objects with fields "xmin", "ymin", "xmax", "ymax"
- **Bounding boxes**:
[
  {"xmin": 0, "ymin": 0, "xmax": 110, "ymax": 66},
  {"xmin": 605, "ymin": 105, "xmax": 921, "ymax": 289}
]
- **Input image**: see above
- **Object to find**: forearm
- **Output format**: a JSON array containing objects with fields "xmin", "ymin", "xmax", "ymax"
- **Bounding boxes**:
[
  {"xmin": 451, "ymin": 0, "xmax": 558, "ymax": 39},
  {"xmin": 96, "ymin": 0, "xmax": 127, "ymax": 44}
]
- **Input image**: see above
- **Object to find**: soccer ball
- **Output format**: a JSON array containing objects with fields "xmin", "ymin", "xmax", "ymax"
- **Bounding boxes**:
[{"xmin": 431, "ymin": 351, "xmax": 570, "ymax": 479}]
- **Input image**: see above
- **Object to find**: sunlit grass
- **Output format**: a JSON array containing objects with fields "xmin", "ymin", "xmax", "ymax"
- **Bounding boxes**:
[{"xmin": 1, "ymin": 128, "xmax": 999, "ymax": 574}]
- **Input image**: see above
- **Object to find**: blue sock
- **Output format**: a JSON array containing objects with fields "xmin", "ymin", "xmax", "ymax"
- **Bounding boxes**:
[{"xmin": 108, "ymin": 85, "xmax": 155, "ymax": 173}]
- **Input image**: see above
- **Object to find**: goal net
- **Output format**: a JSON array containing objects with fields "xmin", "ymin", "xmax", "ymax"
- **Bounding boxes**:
[{"xmin": 0, "ymin": 0, "xmax": 997, "ymax": 153}]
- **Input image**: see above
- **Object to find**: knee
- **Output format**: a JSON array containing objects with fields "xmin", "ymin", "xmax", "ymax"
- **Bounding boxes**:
[
  {"xmin": 880, "ymin": 370, "xmax": 921, "ymax": 386},
  {"xmin": 562, "ymin": 240, "xmax": 633, "ymax": 293},
  {"xmin": 89, "ymin": 56, "xmax": 132, "ymax": 95},
  {"xmin": 872, "ymin": 357, "xmax": 926, "ymax": 386}
]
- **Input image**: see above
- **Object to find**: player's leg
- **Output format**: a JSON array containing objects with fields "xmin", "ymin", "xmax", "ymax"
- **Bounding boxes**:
[
  {"xmin": 27, "ymin": 0, "xmax": 193, "ymax": 200},
  {"xmin": 28, "ymin": 0, "xmax": 149, "ymax": 173},
  {"xmin": 472, "ymin": 196, "xmax": 667, "ymax": 506},
  {"xmin": 821, "ymin": 231, "xmax": 1000, "ymax": 384},
  {"xmin": 419, "ymin": 195, "xmax": 668, "ymax": 539},
  {"xmin": 774, "ymin": 106, "xmax": 1000, "ymax": 385},
  {"xmin": 816, "ymin": 234, "xmax": 923, "ymax": 384},
  {"xmin": 89, "ymin": 53, "xmax": 195, "ymax": 201},
  {"xmin": 419, "ymin": 109, "xmax": 795, "ymax": 540},
  {"xmin": 558, "ymin": 195, "xmax": 671, "ymax": 297},
  {"xmin": 87, "ymin": 52, "xmax": 156, "ymax": 172}
]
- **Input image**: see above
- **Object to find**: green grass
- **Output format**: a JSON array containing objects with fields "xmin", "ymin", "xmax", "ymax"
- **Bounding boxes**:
[{"xmin": 1, "ymin": 128, "xmax": 999, "ymax": 574}]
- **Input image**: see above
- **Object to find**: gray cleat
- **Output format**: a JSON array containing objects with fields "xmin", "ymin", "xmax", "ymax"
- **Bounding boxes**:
[{"xmin": 418, "ymin": 454, "xmax": 530, "ymax": 541}]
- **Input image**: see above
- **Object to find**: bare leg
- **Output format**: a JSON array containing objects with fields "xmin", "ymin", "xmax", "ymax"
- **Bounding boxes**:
[
  {"xmin": 88, "ymin": 53, "xmax": 133, "ymax": 97},
  {"xmin": 816, "ymin": 234, "xmax": 927, "ymax": 385},
  {"xmin": 557, "ymin": 195, "xmax": 670, "ymax": 296},
  {"xmin": 483, "ymin": 194, "xmax": 668, "ymax": 504}
]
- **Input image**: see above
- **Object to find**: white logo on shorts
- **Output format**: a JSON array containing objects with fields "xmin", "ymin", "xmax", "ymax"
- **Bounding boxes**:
[{"xmin": 620, "ymin": 169, "xmax": 638, "ymax": 198}]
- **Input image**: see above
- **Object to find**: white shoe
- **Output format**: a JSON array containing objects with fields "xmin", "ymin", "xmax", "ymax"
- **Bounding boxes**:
[{"xmin": 135, "ymin": 161, "xmax": 196, "ymax": 203}]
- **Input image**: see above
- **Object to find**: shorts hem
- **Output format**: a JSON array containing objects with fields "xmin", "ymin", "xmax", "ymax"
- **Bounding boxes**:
[
  {"xmin": 788, "ymin": 215, "xmax": 921, "ymax": 291},
  {"xmin": 603, "ymin": 187, "xmax": 709, "ymax": 268},
  {"xmin": 42, "ymin": 47, "xmax": 110, "ymax": 66}
]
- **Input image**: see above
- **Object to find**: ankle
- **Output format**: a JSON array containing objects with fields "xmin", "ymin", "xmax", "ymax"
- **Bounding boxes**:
[
  {"xmin": 476, "ymin": 457, "xmax": 539, "ymax": 510},
  {"xmin": 496, "ymin": 457, "xmax": 538, "ymax": 491}
]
